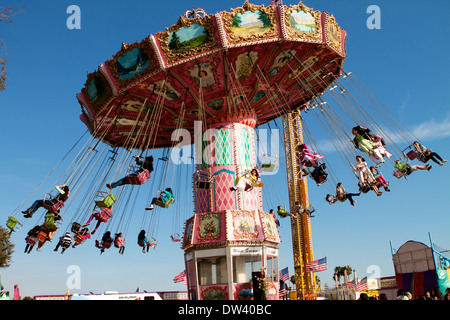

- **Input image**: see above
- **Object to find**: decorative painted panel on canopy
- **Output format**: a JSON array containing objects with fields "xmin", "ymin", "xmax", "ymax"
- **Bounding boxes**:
[{"xmin": 280, "ymin": 2, "xmax": 324, "ymax": 43}]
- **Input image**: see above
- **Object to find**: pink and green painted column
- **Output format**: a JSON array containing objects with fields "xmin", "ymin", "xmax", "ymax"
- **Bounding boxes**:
[{"xmin": 181, "ymin": 112, "xmax": 281, "ymax": 300}]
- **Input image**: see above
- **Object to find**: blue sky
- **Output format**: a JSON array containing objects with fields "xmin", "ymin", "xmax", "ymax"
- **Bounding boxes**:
[{"xmin": 1, "ymin": 0, "xmax": 450, "ymax": 298}]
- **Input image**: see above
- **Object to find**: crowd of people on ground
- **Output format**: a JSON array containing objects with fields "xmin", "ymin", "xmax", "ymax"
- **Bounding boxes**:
[{"xmin": 357, "ymin": 287, "xmax": 450, "ymax": 300}]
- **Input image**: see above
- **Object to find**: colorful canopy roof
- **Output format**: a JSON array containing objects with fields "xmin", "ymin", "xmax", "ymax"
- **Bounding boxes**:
[{"xmin": 77, "ymin": 1, "xmax": 346, "ymax": 149}]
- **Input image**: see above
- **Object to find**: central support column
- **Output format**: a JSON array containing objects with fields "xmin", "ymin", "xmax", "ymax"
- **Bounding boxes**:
[
  {"xmin": 193, "ymin": 112, "xmax": 262, "ymax": 214},
  {"xmin": 181, "ymin": 112, "xmax": 281, "ymax": 300}
]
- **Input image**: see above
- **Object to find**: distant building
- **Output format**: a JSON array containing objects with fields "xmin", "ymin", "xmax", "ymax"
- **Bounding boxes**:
[
  {"xmin": 391, "ymin": 234, "xmax": 450, "ymax": 299},
  {"xmin": 377, "ymin": 276, "xmax": 397, "ymax": 300}
]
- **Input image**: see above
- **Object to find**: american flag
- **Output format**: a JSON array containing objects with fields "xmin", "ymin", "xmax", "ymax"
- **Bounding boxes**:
[
  {"xmin": 278, "ymin": 267, "xmax": 289, "ymax": 298},
  {"xmin": 279, "ymin": 281, "xmax": 287, "ymax": 298},
  {"xmin": 305, "ymin": 257, "xmax": 328, "ymax": 272},
  {"xmin": 279, "ymin": 267, "xmax": 290, "ymax": 282},
  {"xmin": 269, "ymin": 0, "xmax": 283, "ymax": 6},
  {"xmin": 357, "ymin": 277, "xmax": 368, "ymax": 292},
  {"xmin": 173, "ymin": 270, "xmax": 187, "ymax": 285}
]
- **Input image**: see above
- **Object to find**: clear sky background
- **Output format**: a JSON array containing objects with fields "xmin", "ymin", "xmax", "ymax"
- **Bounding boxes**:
[{"xmin": 1, "ymin": 0, "xmax": 450, "ymax": 298}]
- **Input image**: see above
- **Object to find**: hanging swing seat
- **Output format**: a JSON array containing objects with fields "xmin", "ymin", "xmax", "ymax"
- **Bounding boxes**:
[
  {"xmin": 37, "ymin": 231, "xmax": 48, "ymax": 243},
  {"xmin": 102, "ymin": 241, "xmax": 112, "ymax": 249},
  {"xmin": 71, "ymin": 222, "xmax": 82, "ymax": 234},
  {"xmin": 393, "ymin": 159, "xmax": 411, "ymax": 179},
  {"xmin": 195, "ymin": 175, "xmax": 214, "ymax": 189},
  {"xmin": 260, "ymin": 155, "xmax": 279, "ymax": 173},
  {"xmin": 358, "ymin": 182, "xmax": 372, "ymax": 193},
  {"xmin": 171, "ymin": 234, "xmax": 182, "ymax": 242},
  {"xmin": 153, "ymin": 197, "xmax": 174, "ymax": 208},
  {"xmin": 42, "ymin": 193, "xmax": 65, "ymax": 213},
  {"xmin": 126, "ymin": 166, "xmax": 150, "ymax": 185},
  {"xmin": 44, "ymin": 220, "xmax": 62, "ymax": 232},
  {"xmin": 148, "ymin": 237, "xmax": 158, "ymax": 247},
  {"xmin": 25, "ymin": 235, "xmax": 38, "ymax": 246},
  {"xmin": 195, "ymin": 180, "xmax": 212, "ymax": 189},
  {"xmin": 6, "ymin": 216, "xmax": 22, "ymax": 233},
  {"xmin": 402, "ymin": 145, "xmax": 419, "ymax": 161},
  {"xmin": 405, "ymin": 150, "xmax": 418, "ymax": 161},
  {"xmin": 44, "ymin": 212, "xmax": 63, "ymax": 232},
  {"xmin": 73, "ymin": 233, "xmax": 88, "ymax": 246},
  {"xmin": 95, "ymin": 206, "xmax": 113, "ymax": 223},
  {"xmin": 393, "ymin": 170, "xmax": 403, "ymax": 179},
  {"xmin": 393, "ymin": 170, "xmax": 408, "ymax": 180},
  {"xmin": 310, "ymin": 163, "xmax": 328, "ymax": 185},
  {"xmin": 95, "ymin": 191, "xmax": 116, "ymax": 208}
]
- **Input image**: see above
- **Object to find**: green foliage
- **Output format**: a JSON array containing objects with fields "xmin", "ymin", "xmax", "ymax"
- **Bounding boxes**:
[
  {"xmin": 232, "ymin": 15, "xmax": 242, "ymax": 27},
  {"xmin": 0, "ymin": 6, "xmax": 26, "ymax": 91},
  {"xmin": 0, "ymin": 46, "xmax": 6, "ymax": 91},
  {"xmin": 203, "ymin": 290, "xmax": 226, "ymax": 300},
  {"xmin": 178, "ymin": 34, "xmax": 208, "ymax": 50},
  {"xmin": 0, "ymin": 226, "xmax": 15, "ymax": 268},
  {"xmin": 168, "ymin": 31, "xmax": 181, "ymax": 50},
  {"xmin": 258, "ymin": 11, "xmax": 271, "ymax": 28},
  {"xmin": 333, "ymin": 266, "xmax": 353, "ymax": 282},
  {"xmin": 333, "ymin": 265, "xmax": 353, "ymax": 283}
]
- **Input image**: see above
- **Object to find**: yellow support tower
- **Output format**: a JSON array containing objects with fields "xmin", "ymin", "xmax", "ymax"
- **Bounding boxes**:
[{"xmin": 282, "ymin": 110, "xmax": 317, "ymax": 300}]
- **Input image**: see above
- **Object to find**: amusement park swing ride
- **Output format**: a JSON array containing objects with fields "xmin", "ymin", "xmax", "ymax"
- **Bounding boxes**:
[{"xmin": 5, "ymin": 1, "xmax": 439, "ymax": 300}]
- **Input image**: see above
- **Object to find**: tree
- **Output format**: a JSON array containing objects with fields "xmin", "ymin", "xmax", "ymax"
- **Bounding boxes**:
[
  {"xmin": 232, "ymin": 15, "xmax": 242, "ymax": 28},
  {"xmin": 290, "ymin": 275, "xmax": 296, "ymax": 290},
  {"xmin": 0, "ymin": 226, "xmax": 15, "ymax": 268},
  {"xmin": 168, "ymin": 31, "xmax": 181, "ymax": 50},
  {"xmin": 315, "ymin": 275, "xmax": 321, "ymax": 291},
  {"xmin": 0, "ymin": 40, "xmax": 6, "ymax": 91},
  {"xmin": 258, "ymin": 11, "xmax": 271, "ymax": 28},
  {"xmin": 0, "ymin": 5, "xmax": 26, "ymax": 91},
  {"xmin": 333, "ymin": 265, "xmax": 353, "ymax": 284}
]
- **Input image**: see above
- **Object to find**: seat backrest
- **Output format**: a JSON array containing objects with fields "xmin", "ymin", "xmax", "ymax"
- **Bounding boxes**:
[
  {"xmin": 406, "ymin": 150, "xmax": 418, "ymax": 160},
  {"xmin": 37, "ymin": 231, "xmax": 48, "ymax": 242},
  {"xmin": 71, "ymin": 222, "xmax": 82, "ymax": 234},
  {"xmin": 126, "ymin": 168, "xmax": 150, "ymax": 185},
  {"xmin": 102, "ymin": 241, "xmax": 112, "ymax": 249},
  {"xmin": 6, "ymin": 216, "xmax": 19, "ymax": 230},
  {"xmin": 195, "ymin": 180, "xmax": 211, "ymax": 189},
  {"xmin": 393, "ymin": 170, "xmax": 404, "ymax": 179},
  {"xmin": 96, "ymin": 207, "xmax": 113, "ymax": 222},
  {"xmin": 43, "ymin": 198, "xmax": 64, "ymax": 213},
  {"xmin": 153, "ymin": 198, "xmax": 168, "ymax": 208},
  {"xmin": 26, "ymin": 236, "xmax": 37, "ymax": 245},
  {"xmin": 74, "ymin": 234, "xmax": 86, "ymax": 244},
  {"xmin": 95, "ymin": 192, "xmax": 116, "ymax": 208}
]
